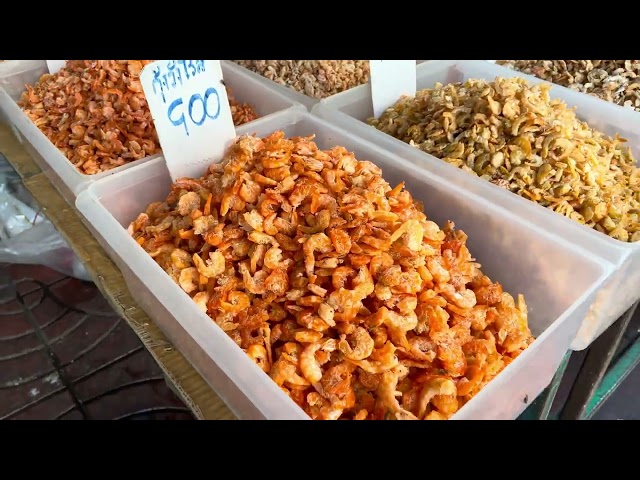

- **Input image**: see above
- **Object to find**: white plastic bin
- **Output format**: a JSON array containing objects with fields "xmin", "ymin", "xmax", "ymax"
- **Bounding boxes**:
[
  {"xmin": 225, "ymin": 61, "xmax": 320, "ymax": 110},
  {"xmin": 229, "ymin": 60, "xmax": 420, "ymax": 111},
  {"xmin": 76, "ymin": 108, "xmax": 612, "ymax": 420},
  {"xmin": 312, "ymin": 59, "xmax": 640, "ymax": 350},
  {"xmin": 0, "ymin": 60, "xmax": 304, "ymax": 205}
]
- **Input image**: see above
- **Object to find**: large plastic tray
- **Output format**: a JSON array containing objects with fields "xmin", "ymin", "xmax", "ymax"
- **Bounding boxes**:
[
  {"xmin": 76, "ymin": 108, "xmax": 612, "ymax": 420},
  {"xmin": 229, "ymin": 60, "xmax": 419, "ymax": 111},
  {"xmin": 0, "ymin": 60, "xmax": 304, "ymax": 205},
  {"xmin": 312, "ymin": 59, "xmax": 640, "ymax": 351}
]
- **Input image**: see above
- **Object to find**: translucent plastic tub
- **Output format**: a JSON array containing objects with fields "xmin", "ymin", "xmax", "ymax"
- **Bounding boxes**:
[
  {"xmin": 313, "ymin": 59, "xmax": 639, "ymax": 350},
  {"xmin": 0, "ymin": 60, "xmax": 304, "ymax": 205},
  {"xmin": 229, "ymin": 61, "xmax": 415, "ymax": 111},
  {"xmin": 76, "ymin": 108, "xmax": 612, "ymax": 420},
  {"xmin": 225, "ymin": 61, "xmax": 320, "ymax": 111},
  {"xmin": 0, "ymin": 61, "xmax": 42, "ymax": 137}
]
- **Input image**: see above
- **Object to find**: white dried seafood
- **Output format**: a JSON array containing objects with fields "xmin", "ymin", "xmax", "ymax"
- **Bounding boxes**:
[
  {"xmin": 234, "ymin": 60, "xmax": 370, "ymax": 99},
  {"xmin": 497, "ymin": 60, "xmax": 640, "ymax": 112},
  {"xmin": 369, "ymin": 77, "xmax": 640, "ymax": 243}
]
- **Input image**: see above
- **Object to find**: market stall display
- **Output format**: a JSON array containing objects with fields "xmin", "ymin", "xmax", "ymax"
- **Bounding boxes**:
[
  {"xmin": 128, "ymin": 129, "xmax": 534, "ymax": 420},
  {"xmin": 313, "ymin": 60, "xmax": 640, "ymax": 350},
  {"xmin": 368, "ymin": 77, "xmax": 640, "ymax": 243},
  {"xmin": 497, "ymin": 60, "xmax": 640, "ymax": 112},
  {"xmin": 0, "ymin": 60, "xmax": 302, "ymax": 204},
  {"xmin": 2, "ymin": 58, "xmax": 638, "ymax": 421},
  {"xmin": 18, "ymin": 60, "xmax": 257, "ymax": 175},
  {"xmin": 76, "ymin": 109, "xmax": 611, "ymax": 420}
]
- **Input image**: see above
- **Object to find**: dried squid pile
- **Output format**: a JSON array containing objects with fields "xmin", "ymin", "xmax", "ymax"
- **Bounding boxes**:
[
  {"xmin": 233, "ymin": 61, "xmax": 370, "ymax": 99},
  {"xmin": 129, "ymin": 131, "xmax": 534, "ymax": 420},
  {"xmin": 369, "ymin": 77, "xmax": 640, "ymax": 242},
  {"xmin": 497, "ymin": 60, "xmax": 640, "ymax": 112},
  {"xmin": 19, "ymin": 60, "xmax": 258, "ymax": 175}
]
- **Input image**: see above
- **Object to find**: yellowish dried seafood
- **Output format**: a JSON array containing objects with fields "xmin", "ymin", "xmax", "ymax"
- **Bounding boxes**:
[
  {"xmin": 19, "ymin": 60, "xmax": 259, "ymax": 175},
  {"xmin": 129, "ymin": 130, "xmax": 534, "ymax": 420},
  {"xmin": 234, "ymin": 60, "xmax": 370, "ymax": 99},
  {"xmin": 369, "ymin": 77, "xmax": 640, "ymax": 243},
  {"xmin": 497, "ymin": 60, "xmax": 640, "ymax": 112}
]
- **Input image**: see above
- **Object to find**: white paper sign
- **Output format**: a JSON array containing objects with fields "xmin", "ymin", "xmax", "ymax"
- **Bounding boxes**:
[
  {"xmin": 370, "ymin": 60, "xmax": 417, "ymax": 118},
  {"xmin": 46, "ymin": 60, "xmax": 66, "ymax": 74},
  {"xmin": 140, "ymin": 60, "xmax": 237, "ymax": 181}
]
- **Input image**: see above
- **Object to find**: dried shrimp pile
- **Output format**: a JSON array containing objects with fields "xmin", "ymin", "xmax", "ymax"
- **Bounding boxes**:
[
  {"xmin": 369, "ymin": 77, "xmax": 640, "ymax": 242},
  {"xmin": 234, "ymin": 61, "xmax": 370, "ymax": 99},
  {"xmin": 497, "ymin": 60, "xmax": 640, "ymax": 112},
  {"xmin": 129, "ymin": 130, "xmax": 534, "ymax": 420},
  {"xmin": 19, "ymin": 60, "xmax": 258, "ymax": 175}
]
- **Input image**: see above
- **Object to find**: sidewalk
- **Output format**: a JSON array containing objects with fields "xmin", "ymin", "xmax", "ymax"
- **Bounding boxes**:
[{"xmin": 0, "ymin": 263, "xmax": 194, "ymax": 420}]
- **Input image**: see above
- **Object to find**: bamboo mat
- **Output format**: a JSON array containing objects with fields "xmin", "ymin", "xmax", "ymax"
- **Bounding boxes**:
[{"xmin": 0, "ymin": 122, "xmax": 235, "ymax": 420}]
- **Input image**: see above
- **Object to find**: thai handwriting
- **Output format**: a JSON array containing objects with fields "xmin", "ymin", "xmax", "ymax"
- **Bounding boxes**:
[{"xmin": 151, "ymin": 60, "xmax": 207, "ymax": 104}]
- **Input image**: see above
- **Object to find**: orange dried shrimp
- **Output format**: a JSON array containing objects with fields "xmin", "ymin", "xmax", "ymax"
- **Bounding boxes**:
[
  {"xmin": 129, "ymin": 131, "xmax": 535, "ymax": 420},
  {"xmin": 19, "ymin": 60, "xmax": 258, "ymax": 175}
]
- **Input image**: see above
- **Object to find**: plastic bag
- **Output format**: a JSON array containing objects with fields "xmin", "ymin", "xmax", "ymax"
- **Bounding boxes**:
[{"xmin": 0, "ymin": 153, "xmax": 91, "ymax": 281}]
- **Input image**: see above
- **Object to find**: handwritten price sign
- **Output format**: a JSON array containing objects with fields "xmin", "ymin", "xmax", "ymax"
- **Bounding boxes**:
[{"xmin": 140, "ymin": 60, "xmax": 236, "ymax": 180}]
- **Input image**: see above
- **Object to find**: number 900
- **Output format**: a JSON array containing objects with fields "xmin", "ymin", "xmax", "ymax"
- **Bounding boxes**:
[{"xmin": 168, "ymin": 87, "xmax": 221, "ymax": 136}]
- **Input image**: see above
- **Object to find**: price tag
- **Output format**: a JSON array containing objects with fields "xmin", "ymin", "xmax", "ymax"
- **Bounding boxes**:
[
  {"xmin": 370, "ymin": 60, "xmax": 416, "ymax": 118},
  {"xmin": 140, "ymin": 60, "xmax": 237, "ymax": 181},
  {"xmin": 46, "ymin": 60, "xmax": 66, "ymax": 74}
]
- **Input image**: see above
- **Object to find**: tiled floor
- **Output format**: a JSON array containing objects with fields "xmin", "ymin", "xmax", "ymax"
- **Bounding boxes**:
[{"xmin": 0, "ymin": 263, "xmax": 194, "ymax": 420}]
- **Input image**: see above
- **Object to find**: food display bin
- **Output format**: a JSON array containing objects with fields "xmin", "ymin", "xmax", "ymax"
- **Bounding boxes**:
[
  {"xmin": 229, "ymin": 61, "xmax": 423, "ymax": 111},
  {"xmin": 312, "ymin": 59, "xmax": 640, "ymax": 350},
  {"xmin": 0, "ymin": 60, "xmax": 305, "ymax": 205},
  {"xmin": 76, "ymin": 108, "xmax": 613, "ymax": 420},
  {"xmin": 0, "ymin": 61, "xmax": 43, "ymax": 138},
  {"xmin": 225, "ymin": 61, "xmax": 320, "ymax": 111}
]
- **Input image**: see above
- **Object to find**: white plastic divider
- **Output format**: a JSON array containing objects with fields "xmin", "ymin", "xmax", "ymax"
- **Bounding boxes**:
[
  {"xmin": 312, "ymin": 59, "xmax": 640, "ymax": 351},
  {"xmin": 0, "ymin": 60, "xmax": 305, "ymax": 205},
  {"xmin": 76, "ymin": 108, "xmax": 613, "ymax": 420}
]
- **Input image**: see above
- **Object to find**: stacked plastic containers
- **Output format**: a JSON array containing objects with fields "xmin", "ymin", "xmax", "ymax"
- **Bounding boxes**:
[
  {"xmin": 0, "ymin": 59, "xmax": 632, "ymax": 419},
  {"xmin": 0, "ymin": 60, "xmax": 304, "ymax": 205},
  {"xmin": 313, "ymin": 60, "xmax": 640, "ymax": 351}
]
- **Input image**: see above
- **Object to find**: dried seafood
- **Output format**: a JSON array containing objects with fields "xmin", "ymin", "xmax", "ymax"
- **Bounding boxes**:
[
  {"xmin": 19, "ymin": 60, "xmax": 258, "ymax": 175},
  {"xmin": 369, "ymin": 77, "xmax": 640, "ymax": 242},
  {"xmin": 234, "ymin": 61, "xmax": 370, "ymax": 99},
  {"xmin": 498, "ymin": 60, "xmax": 640, "ymax": 112},
  {"xmin": 129, "ymin": 131, "xmax": 534, "ymax": 420}
]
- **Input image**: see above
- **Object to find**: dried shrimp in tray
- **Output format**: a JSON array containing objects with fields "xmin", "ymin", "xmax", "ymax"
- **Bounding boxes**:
[
  {"xmin": 0, "ymin": 60, "xmax": 303, "ymax": 204},
  {"xmin": 75, "ymin": 110, "xmax": 611, "ymax": 420},
  {"xmin": 313, "ymin": 60, "xmax": 640, "ymax": 351}
]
